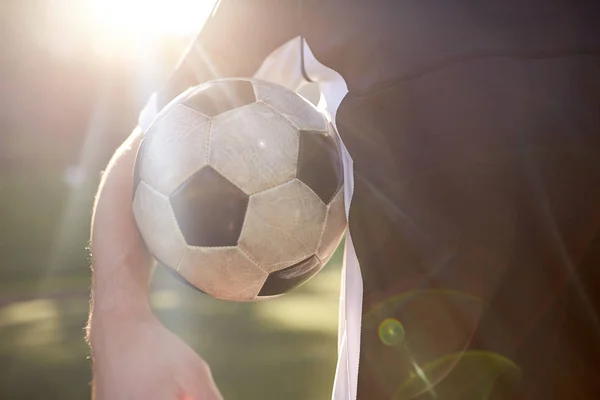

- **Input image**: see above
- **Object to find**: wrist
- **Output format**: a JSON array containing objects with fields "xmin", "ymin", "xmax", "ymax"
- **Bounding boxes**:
[
  {"xmin": 89, "ymin": 255, "xmax": 154, "ymax": 320},
  {"xmin": 87, "ymin": 287, "xmax": 154, "ymax": 345},
  {"xmin": 91, "ymin": 293, "xmax": 152, "ymax": 321}
]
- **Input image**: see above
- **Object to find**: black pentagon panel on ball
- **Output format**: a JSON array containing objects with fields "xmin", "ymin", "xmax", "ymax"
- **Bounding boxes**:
[
  {"xmin": 297, "ymin": 130, "xmax": 344, "ymax": 204},
  {"xmin": 258, "ymin": 255, "xmax": 321, "ymax": 297},
  {"xmin": 170, "ymin": 166, "xmax": 249, "ymax": 247},
  {"xmin": 182, "ymin": 80, "xmax": 256, "ymax": 117}
]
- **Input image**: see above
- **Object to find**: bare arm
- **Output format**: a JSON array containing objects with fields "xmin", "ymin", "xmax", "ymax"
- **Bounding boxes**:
[
  {"xmin": 87, "ymin": 2, "xmax": 299, "ymax": 399},
  {"xmin": 88, "ymin": 128, "xmax": 151, "ymax": 333},
  {"xmin": 88, "ymin": 130, "xmax": 222, "ymax": 400}
]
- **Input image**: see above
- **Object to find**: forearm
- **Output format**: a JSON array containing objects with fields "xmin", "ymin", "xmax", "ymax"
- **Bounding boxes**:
[
  {"xmin": 87, "ymin": 128, "xmax": 152, "ymax": 339},
  {"xmin": 89, "ymin": 244, "xmax": 152, "ymax": 319}
]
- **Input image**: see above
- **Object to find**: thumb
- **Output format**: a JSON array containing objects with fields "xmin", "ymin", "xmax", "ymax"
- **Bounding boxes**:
[{"xmin": 179, "ymin": 362, "xmax": 224, "ymax": 400}]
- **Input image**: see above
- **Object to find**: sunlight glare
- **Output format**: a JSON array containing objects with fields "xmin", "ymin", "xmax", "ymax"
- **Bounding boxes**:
[
  {"xmin": 89, "ymin": 0, "xmax": 217, "ymax": 38},
  {"xmin": 83, "ymin": 0, "xmax": 217, "ymax": 57}
]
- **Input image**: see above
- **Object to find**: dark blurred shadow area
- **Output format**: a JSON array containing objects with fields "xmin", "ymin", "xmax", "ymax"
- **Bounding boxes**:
[{"xmin": 0, "ymin": 1, "xmax": 341, "ymax": 398}]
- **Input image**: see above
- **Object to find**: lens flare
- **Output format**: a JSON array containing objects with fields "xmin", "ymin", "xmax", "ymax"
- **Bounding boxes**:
[
  {"xmin": 378, "ymin": 317, "xmax": 406, "ymax": 347},
  {"xmin": 394, "ymin": 351, "xmax": 521, "ymax": 400},
  {"xmin": 361, "ymin": 290, "xmax": 487, "ymax": 399}
]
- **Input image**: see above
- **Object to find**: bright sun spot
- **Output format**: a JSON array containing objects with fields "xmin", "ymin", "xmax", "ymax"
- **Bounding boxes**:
[
  {"xmin": 89, "ymin": 0, "xmax": 217, "ymax": 37},
  {"xmin": 78, "ymin": 0, "xmax": 218, "ymax": 57}
]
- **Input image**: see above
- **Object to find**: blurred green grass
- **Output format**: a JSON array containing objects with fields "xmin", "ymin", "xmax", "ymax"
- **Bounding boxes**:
[
  {"xmin": 0, "ymin": 169, "xmax": 343, "ymax": 400},
  {"xmin": 0, "ymin": 256, "xmax": 342, "ymax": 400}
]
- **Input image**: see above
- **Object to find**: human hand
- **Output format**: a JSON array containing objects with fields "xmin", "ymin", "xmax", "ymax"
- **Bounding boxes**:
[
  {"xmin": 88, "ymin": 129, "xmax": 223, "ymax": 400},
  {"xmin": 90, "ymin": 311, "xmax": 223, "ymax": 400}
]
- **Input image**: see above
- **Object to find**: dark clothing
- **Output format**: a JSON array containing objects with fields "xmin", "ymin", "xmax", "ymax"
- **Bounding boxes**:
[
  {"xmin": 161, "ymin": 2, "xmax": 600, "ymax": 398},
  {"xmin": 343, "ymin": 55, "xmax": 600, "ymax": 400}
]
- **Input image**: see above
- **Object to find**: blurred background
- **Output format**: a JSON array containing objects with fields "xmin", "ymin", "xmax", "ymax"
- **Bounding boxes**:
[{"xmin": 0, "ymin": 1, "xmax": 342, "ymax": 399}]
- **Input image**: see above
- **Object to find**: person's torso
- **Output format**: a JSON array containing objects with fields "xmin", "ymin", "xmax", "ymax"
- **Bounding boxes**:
[{"xmin": 301, "ymin": 2, "xmax": 600, "ymax": 399}]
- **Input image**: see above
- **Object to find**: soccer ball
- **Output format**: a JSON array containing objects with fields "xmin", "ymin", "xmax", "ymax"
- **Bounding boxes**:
[{"xmin": 132, "ymin": 78, "xmax": 346, "ymax": 301}]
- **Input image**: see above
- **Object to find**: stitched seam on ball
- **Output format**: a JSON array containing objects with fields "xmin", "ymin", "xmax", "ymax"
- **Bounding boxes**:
[
  {"xmin": 317, "ymin": 186, "xmax": 343, "ymax": 258},
  {"xmin": 142, "ymin": 179, "xmax": 176, "ymax": 203},
  {"xmin": 152, "ymin": 118, "xmax": 209, "ymax": 195},
  {"xmin": 237, "ymin": 244, "xmax": 267, "ymax": 273},
  {"xmin": 315, "ymin": 201, "xmax": 329, "ymax": 256},
  {"xmin": 315, "ymin": 254, "xmax": 324, "ymax": 265},
  {"xmin": 174, "ymin": 247, "xmax": 187, "ymax": 272},
  {"xmin": 250, "ymin": 81, "xmax": 258, "ymax": 102},
  {"xmin": 207, "ymin": 163, "xmax": 254, "ymax": 197},
  {"xmin": 235, "ymin": 198, "xmax": 261, "ymax": 270},
  {"xmin": 251, "ymin": 175, "xmax": 312, "ymax": 200},
  {"xmin": 258, "ymin": 100, "xmax": 300, "ymax": 132},
  {"xmin": 274, "ymin": 253, "xmax": 318, "ymax": 273},
  {"xmin": 213, "ymin": 77, "xmax": 251, "ymax": 83},
  {"xmin": 169, "ymin": 171, "xmax": 195, "ymax": 197},
  {"xmin": 205, "ymin": 118, "xmax": 212, "ymax": 165},
  {"xmin": 138, "ymin": 127, "xmax": 169, "ymax": 196},
  {"xmin": 179, "ymin": 103, "xmax": 211, "ymax": 118},
  {"xmin": 158, "ymin": 187, "xmax": 190, "ymax": 254},
  {"xmin": 264, "ymin": 97, "xmax": 330, "ymax": 135},
  {"xmin": 293, "ymin": 148, "xmax": 299, "ymax": 186},
  {"xmin": 243, "ymin": 184, "xmax": 322, "ymax": 274},
  {"xmin": 187, "ymin": 84, "xmax": 205, "ymax": 98},
  {"xmin": 187, "ymin": 244, "xmax": 239, "ymax": 250},
  {"xmin": 137, "ymin": 182, "xmax": 188, "ymax": 269},
  {"xmin": 296, "ymin": 178, "xmax": 326, "ymax": 208},
  {"xmin": 247, "ymin": 174, "xmax": 298, "ymax": 198},
  {"xmin": 144, "ymin": 110, "xmax": 169, "ymax": 134},
  {"xmin": 168, "ymin": 153, "xmax": 214, "ymax": 197},
  {"xmin": 213, "ymin": 245, "xmax": 241, "ymax": 250},
  {"xmin": 242, "ymin": 179, "xmax": 326, "ymax": 241}
]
